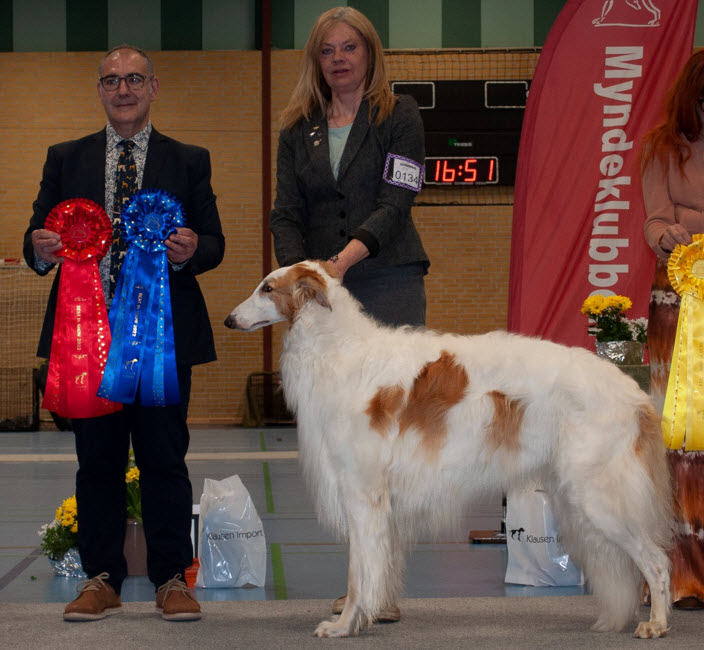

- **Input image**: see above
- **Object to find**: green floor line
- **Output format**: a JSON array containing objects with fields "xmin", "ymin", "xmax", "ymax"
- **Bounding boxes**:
[
  {"xmin": 262, "ymin": 462, "xmax": 275, "ymax": 513},
  {"xmin": 260, "ymin": 432, "xmax": 276, "ymax": 514},
  {"xmin": 270, "ymin": 542, "xmax": 288, "ymax": 600},
  {"xmin": 261, "ymin": 431, "xmax": 286, "ymax": 598}
]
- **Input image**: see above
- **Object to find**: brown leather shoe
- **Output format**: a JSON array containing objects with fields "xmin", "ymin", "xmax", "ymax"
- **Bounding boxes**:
[
  {"xmin": 156, "ymin": 574, "xmax": 202, "ymax": 621},
  {"xmin": 63, "ymin": 572, "xmax": 122, "ymax": 621},
  {"xmin": 332, "ymin": 594, "xmax": 401, "ymax": 623}
]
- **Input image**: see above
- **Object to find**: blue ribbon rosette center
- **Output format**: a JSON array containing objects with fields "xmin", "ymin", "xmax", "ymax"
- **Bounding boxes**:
[{"xmin": 143, "ymin": 212, "xmax": 164, "ymax": 234}]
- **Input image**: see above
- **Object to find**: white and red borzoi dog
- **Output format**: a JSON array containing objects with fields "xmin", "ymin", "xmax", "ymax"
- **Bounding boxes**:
[{"xmin": 225, "ymin": 261, "xmax": 673, "ymax": 639}]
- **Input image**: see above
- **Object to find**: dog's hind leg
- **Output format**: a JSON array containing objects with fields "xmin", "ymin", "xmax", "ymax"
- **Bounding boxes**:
[
  {"xmin": 554, "ymin": 483, "xmax": 671, "ymax": 638},
  {"xmin": 631, "ymin": 545, "xmax": 670, "ymax": 638},
  {"xmin": 580, "ymin": 523, "xmax": 669, "ymax": 638},
  {"xmin": 551, "ymin": 405, "xmax": 672, "ymax": 638},
  {"xmin": 314, "ymin": 486, "xmax": 400, "ymax": 638}
]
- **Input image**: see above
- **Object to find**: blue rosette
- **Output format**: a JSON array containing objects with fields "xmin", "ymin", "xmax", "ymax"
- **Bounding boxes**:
[{"xmin": 98, "ymin": 190, "xmax": 185, "ymax": 406}]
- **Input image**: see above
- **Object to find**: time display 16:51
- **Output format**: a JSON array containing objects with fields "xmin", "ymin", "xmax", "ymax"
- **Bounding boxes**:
[{"xmin": 424, "ymin": 156, "xmax": 499, "ymax": 185}]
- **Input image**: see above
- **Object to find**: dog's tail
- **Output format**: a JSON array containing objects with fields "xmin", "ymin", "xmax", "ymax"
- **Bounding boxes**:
[{"xmin": 552, "ymin": 402, "xmax": 673, "ymax": 632}]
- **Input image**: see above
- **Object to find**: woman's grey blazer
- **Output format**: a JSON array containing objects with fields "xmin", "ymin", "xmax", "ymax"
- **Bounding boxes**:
[{"xmin": 270, "ymin": 94, "xmax": 429, "ymax": 282}]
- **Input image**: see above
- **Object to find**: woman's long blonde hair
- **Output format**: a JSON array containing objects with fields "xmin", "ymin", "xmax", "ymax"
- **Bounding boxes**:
[{"xmin": 279, "ymin": 6, "xmax": 396, "ymax": 131}]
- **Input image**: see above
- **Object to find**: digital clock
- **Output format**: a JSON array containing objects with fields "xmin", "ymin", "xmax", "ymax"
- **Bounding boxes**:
[{"xmin": 424, "ymin": 156, "xmax": 499, "ymax": 186}]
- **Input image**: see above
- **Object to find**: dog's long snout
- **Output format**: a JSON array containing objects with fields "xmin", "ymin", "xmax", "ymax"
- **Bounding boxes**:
[{"xmin": 224, "ymin": 314, "xmax": 237, "ymax": 329}]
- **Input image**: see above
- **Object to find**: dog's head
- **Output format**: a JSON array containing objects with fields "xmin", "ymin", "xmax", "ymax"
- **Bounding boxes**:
[{"xmin": 224, "ymin": 261, "xmax": 333, "ymax": 332}]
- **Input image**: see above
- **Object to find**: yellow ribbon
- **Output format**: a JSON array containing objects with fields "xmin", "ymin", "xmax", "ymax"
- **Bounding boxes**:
[{"xmin": 662, "ymin": 234, "xmax": 704, "ymax": 450}]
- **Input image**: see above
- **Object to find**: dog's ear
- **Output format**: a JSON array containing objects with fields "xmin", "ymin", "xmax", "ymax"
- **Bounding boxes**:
[{"xmin": 294, "ymin": 272, "xmax": 332, "ymax": 312}]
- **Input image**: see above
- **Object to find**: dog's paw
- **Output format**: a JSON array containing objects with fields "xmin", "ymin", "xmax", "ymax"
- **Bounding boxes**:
[
  {"xmin": 633, "ymin": 621, "xmax": 669, "ymax": 639},
  {"xmin": 313, "ymin": 619, "xmax": 358, "ymax": 638}
]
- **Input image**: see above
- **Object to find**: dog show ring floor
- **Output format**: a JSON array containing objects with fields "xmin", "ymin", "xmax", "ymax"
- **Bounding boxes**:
[{"xmin": 7, "ymin": 427, "xmax": 699, "ymax": 648}]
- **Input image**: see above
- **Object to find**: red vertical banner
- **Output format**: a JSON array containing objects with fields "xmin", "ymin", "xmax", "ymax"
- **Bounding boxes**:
[{"xmin": 508, "ymin": 0, "xmax": 698, "ymax": 348}]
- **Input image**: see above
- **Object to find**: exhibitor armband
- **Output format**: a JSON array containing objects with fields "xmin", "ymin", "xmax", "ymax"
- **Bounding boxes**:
[{"xmin": 383, "ymin": 153, "xmax": 423, "ymax": 192}]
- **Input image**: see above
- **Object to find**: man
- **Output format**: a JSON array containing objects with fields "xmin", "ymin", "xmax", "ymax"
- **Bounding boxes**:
[{"xmin": 23, "ymin": 45, "xmax": 225, "ymax": 621}]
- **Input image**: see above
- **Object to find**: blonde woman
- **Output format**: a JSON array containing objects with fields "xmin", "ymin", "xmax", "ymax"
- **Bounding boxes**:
[{"xmin": 271, "ymin": 6, "xmax": 429, "ymax": 330}]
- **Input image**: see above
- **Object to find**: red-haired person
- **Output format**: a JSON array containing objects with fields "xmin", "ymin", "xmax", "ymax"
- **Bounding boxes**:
[{"xmin": 641, "ymin": 48, "xmax": 704, "ymax": 610}]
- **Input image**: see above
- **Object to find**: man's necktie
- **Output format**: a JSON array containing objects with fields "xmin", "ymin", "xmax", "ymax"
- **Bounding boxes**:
[{"xmin": 109, "ymin": 140, "xmax": 138, "ymax": 298}]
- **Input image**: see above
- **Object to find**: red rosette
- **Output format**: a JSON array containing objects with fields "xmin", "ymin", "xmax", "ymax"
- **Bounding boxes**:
[
  {"xmin": 45, "ymin": 198, "xmax": 112, "ymax": 262},
  {"xmin": 42, "ymin": 198, "xmax": 122, "ymax": 419}
]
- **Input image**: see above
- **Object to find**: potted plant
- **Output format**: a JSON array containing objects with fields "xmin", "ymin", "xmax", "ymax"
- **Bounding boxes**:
[
  {"xmin": 581, "ymin": 294, "xmax": 647, "ymax": 365},
  {"xmin": 37, "ymin": 495, "xmax": 86, "ymax": 577}
]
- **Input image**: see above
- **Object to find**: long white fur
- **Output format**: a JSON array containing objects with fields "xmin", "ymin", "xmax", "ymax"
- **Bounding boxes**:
[{"xmin": 226, "ymin": 261, "xmax": 674, "ymax": 639}]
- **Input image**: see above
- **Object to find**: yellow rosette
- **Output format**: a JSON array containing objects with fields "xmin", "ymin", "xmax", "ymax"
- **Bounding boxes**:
[{"xmin": 662, "ymin": 234, "xmax": 704, "ymax": 450}]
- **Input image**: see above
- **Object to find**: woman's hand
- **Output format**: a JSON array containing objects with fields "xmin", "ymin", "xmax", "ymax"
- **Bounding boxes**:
[
  {"xmin": 321, "ymin": 239, "xmax": 369, "ymax": 279},
  {"xmin": 659, "ymin": 224, "xmax": 692, "ymax": 253}
]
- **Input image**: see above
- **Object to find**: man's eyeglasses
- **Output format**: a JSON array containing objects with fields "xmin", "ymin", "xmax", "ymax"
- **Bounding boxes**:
[{"xmin": 99, "ymin": 73, "xmax": 150, "ymax": 92}]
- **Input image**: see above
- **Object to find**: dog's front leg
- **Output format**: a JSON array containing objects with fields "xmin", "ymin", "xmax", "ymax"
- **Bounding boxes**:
[
  {"xmin": 314, "ymin": 489, "xmax": 396, "ymax": 637},
  {"xmin": 314, "ymin": 561, "xmax": 367, "ymax": 638}
]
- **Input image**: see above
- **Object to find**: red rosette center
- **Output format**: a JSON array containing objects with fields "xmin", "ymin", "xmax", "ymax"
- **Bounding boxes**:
[
  {"xmin": 45, "ymin": 198, "xmax": 112, "ymax": 262},
  {"xmin": 67, "ymin": 222, "xmax": 90, "ymax": 244}
]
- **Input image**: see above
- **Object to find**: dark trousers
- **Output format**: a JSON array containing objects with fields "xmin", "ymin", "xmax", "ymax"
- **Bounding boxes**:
[
  {"xmin": 72, "ymin": 366, "xmax": 194, "ymax": 594},
  {"xmin": 344, "ymin": 262, "xmax": 427, "ymax": 327}
]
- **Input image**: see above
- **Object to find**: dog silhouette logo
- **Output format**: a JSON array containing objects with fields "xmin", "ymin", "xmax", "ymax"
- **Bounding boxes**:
[
  {"xmin": 593, "ymin": 0, "xmax": 660, "ymax": 27},
  {"xmin": 510, "ymin": 527, "xmax": 525, "ymax": 541}
]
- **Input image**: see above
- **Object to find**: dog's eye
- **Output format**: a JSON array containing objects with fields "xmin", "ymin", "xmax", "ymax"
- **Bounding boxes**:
[{"xmin": 261, "ymin": 283, "xmax": 273, "ymax": 293}]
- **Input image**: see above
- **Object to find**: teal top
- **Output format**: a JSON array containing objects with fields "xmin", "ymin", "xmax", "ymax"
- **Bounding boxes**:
[{"xmin": 328, "ymin": 123, "xmax": 353, "ymax": 180}]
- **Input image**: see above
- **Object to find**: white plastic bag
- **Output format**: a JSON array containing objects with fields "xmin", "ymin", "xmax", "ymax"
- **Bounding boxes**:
[
  {"xmin": 504, "ymin": 488, "xmax": 583, "ymax": 587},
  {"xmin": 195, "ymin": 475, "xmax": 266, "ymax": 588}
]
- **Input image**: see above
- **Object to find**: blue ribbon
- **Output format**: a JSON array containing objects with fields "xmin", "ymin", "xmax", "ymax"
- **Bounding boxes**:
[{"xmin": 98, "ymin": 190, "xmax": 184, "ymax": 406}]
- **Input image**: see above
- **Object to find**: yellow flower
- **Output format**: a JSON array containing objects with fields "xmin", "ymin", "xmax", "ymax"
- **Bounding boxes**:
[
  {"xmin": 55, "ymin": 495, "xmax": 78, "ymax": 531},
  {"xmin": 581, "ymin": 294, "xmax": 631, "ymax": 317},
  {"xmin": 611, "ymin": 295, "xmax": 632, "ymax": 312},
  {"xmin": 41, "ymin": 494, "xmax": 81, "ymax": 559},
  {"xmin": 581, "ymin": 295, "xmax": 603, "ymax": 315},
  {"xmin": 125, "ymin": 467, "xmax": 140, "ymax": 484},
  {"xmin": 582, "ymin": 294, "xmax": 643, "ymax": 342}
]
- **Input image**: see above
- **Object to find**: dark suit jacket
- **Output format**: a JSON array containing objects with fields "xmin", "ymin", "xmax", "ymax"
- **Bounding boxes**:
[
  {"xmin": 270, "ymin": 94, "xmax": 429, "ymax": 282},
  {"xmin": 23, "ymin": 127, "xmax": 225, "ymax": 367}
]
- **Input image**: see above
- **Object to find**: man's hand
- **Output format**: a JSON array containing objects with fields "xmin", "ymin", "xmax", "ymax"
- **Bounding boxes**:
[
  {"xmin": 32, "ymin": 229, "xmax": 64, "ymax": 264},
  {"xmin": 166, "ymin": 227, "xmax": 198, "ymax": 264}
]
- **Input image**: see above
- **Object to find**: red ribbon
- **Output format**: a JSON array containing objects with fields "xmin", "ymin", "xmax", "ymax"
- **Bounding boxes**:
[{"xmin": 43, "ymin": 199, "xmax": 123, "ymax": 418}]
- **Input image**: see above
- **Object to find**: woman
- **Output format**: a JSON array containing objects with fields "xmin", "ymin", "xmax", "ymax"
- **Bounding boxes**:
[
  {"xmin": 270, "ymin": 6, "xmax": 429, "ymax": 622},
  {"xmin": 641, "ymin": 48, "xmax": 704, "ymax": 610},
  {"xmin": 270, "ymin": 6, "xmax": 429, "ymax": 330}
]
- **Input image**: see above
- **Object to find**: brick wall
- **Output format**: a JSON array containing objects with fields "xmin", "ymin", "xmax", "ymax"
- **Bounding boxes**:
[{"xmin": 0, "ymin": 49, "xmax": 535, "ymax": 425}]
